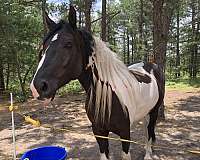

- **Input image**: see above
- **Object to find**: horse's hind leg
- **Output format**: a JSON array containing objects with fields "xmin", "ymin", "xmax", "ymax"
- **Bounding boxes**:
[
  {"xmin": 143, "ymin": 115, "xmax": 152, "ymax": 160},
  {"xmin": 144, "ymin": 106, "xmax": 159, "ymax": 160},
  {"xmin": 93, "ymin": 127, "xmax": 110, "ymax": 160}
]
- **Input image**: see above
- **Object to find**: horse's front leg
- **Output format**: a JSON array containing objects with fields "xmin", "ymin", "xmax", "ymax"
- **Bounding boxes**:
[
  {"xmin": 93, "ymin": 126, "xmax": 110, "ymax": 160},
  {"xmin": 120, "ymin": 131, "xmax": 131, "ymax": 160}
]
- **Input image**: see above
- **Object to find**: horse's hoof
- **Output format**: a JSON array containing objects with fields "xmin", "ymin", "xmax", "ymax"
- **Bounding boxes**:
[
  {"xmin": 122, "ymin": 151, "xmax": 131, "ymax": 160},
  {"xmin": 144, "ymin": 153, "xmax": 153, "ymax": 160},
  {"xmin": 100, "ymin": 153, "xmax": 109, "ymax": 160},
  {"xmin": 152, "ymin": 154, "xmax": 159, "ymax": 160}
]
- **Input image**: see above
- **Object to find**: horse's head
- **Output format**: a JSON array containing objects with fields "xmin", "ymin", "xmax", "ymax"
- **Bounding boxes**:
[{"xmin": 30, "ymin": 6, "xmax": 87, "ymax": 104}]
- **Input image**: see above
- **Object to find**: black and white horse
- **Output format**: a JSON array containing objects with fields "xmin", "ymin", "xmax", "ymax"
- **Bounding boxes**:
[{"xmin": 30, "ymin": 6, "xmax": 164, "ymax": 160}]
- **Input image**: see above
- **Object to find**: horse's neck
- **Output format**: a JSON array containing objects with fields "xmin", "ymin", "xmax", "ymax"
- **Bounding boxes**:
[{"xmin": 78, "ymin": 69, "xmax": 92, "ymax": 92}]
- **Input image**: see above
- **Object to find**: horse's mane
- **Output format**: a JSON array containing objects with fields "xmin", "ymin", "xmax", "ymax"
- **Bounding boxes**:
[{"xmin": 88, "ymin": 37, "xmax": 140, "ymax": 123}]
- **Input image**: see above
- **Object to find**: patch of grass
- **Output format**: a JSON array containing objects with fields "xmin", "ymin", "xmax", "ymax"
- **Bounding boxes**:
[
  {"xmin": 166, "ymin": 77, "xmax": 200, "ymax": 91},
  {"xmin": 58, "ymin": 80, "xmax": 83, "ymax": 96}
]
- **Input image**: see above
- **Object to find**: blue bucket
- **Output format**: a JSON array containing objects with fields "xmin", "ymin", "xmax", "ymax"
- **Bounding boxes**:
[{"xmin": 21, "ymin": 146, "xmax": 67, "ymax": 160}]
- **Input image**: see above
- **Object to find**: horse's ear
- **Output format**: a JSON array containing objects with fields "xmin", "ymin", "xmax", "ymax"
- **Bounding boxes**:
[
  {"xmin": 44, "ymin": 11, "xmax": 56, "ymax": 31},
  {"xmin": 68, "ymin": 5, "xmax": 77, "ymax": 29}
]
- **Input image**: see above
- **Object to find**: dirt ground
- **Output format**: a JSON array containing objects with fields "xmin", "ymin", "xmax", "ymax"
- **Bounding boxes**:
[{"xmin": 0, "ymin": 89, "xmax": 200, "ymax": 160}]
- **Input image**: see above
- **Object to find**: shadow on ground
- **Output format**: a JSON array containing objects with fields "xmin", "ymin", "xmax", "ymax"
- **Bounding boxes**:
[{"xmin": 0, "ymin": 91, "xmax": 200, "ymax": 160}]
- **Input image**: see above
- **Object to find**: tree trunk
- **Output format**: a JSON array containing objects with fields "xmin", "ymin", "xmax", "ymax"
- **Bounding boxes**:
[
  {"xmin": 138, "ymin": 0, "xmax": 145, "ymax": 60},
  {"xmin": 84, "ymin": 0, "xmax": 92, "ymax": 32},
  {"xmin": 143, "ymin": 35, "xmax": 148, "ymax": 62},
  {"xmin": 139, "ymin": 0, "xmax": 144, "ymax": 41},
  {"xmin": 152, "ymin": 0, "xmax": 176, "ymax": 120},
  {"xmin": 131, "ymin": 32, "xmax": 134, "ymax": 63},
  {"xmin": 134, "ymin": 33, "xmax": 137, "ymax": 61},
  {"xmin": 193, "ymin": 0, "xmax": 200, "ymax": 77},
  {"xmin": 190, "ymin": 0, "xmax": 196, "ymax": 78},
  {"xmin": 127, "ymin": 30, "xmax": 130, "ymax": 65},
  {"xmin": 42, "ymin": 0, "xmax": 47, "ymax": 35},
  {"xmin": 6, "ymin": 63, "xmax": 10, "ymax": 90},
  {"xmin": 16, "ymin": 53, "xmax": 26, "ymax": 98},
  {"xmin": 113, "ymin": 37, "xmax": 116, "ymax": 52},
  {"xmin": 0, "ymin": 61, "xmax": 5, "ymax": 92},
  {"xmin": 101, "ymin": 0, "xmax": 107, "ymax": 41},
  {"xmin": 196, "ymin": 0, "xmax": 200, "ymax": 76},
  {"xmin": 176, "ymin": 5, "xmax": 180, "ymax": 78},
  {"xmin": 123, "ymin": 26, "xmax": 126, "ymax": 64}
]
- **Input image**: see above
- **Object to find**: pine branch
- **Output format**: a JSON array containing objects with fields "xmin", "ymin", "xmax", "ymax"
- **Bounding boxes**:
[{"xmin": 91, "ymin": 11, "xmax": 121, "ymax": 24}]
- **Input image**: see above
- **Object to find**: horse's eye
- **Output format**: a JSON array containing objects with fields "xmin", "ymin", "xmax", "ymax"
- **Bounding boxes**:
[{"xmin": 64, "ymin": 42, "xmax": 72, "ymax": 48}]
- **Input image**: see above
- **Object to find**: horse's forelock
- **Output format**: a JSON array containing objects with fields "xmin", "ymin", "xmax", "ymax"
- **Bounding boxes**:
[{"xmin": 43, "ymin": 21, "xmax": 63, "ymax": 44}]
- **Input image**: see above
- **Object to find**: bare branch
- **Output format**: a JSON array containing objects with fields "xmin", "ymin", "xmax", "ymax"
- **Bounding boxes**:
[{"xmin": 91, "ymin": 11, "xmax": 121, "ymax": 24}]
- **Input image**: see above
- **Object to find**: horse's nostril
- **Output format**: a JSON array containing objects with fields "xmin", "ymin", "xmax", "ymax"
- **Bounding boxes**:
[{"xmin": 40, "ymin": 80, "xmax": 49, "ymax": 93}]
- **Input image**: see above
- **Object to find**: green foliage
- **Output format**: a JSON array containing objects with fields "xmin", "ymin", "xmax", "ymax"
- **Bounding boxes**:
[
  {"xmin": 58, "ymin": 80, "xmax": 83, "ymax": 96},
  {"xmin": 0, "ymin": 0, "xmax": 200, "ymax": 102},
  {"xmin": 0, "ymin": 0, "xmax": 43, "ymax": 100},
  {"xmin": 7, "ymin": 80, "xmax": 29, "ymax": 102},
  {"xmin": 166, "ymin": 0, "xmax": 200, "ymax": 78}
]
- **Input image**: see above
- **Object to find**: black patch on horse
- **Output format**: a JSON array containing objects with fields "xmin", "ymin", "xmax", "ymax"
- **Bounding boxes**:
[
  {"xmin": 78, "ymin": 29, "xmax": 94, "ymax": 67},
  {"xmin": 129, "ymin": 70, "xmax": 151, "ymax": 84},
  {"xmin": 142, "ymin": 62, "xmax": 158, "ymax": 74}
]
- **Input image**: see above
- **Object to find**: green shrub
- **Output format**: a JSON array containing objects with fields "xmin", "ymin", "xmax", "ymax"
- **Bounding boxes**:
[{"xmin": 58, "ymin": 80, "xmax": 83, "ymax": 96}]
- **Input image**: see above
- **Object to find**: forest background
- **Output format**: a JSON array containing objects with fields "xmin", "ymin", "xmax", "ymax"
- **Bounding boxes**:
[{"xmin": 0, "ymin": 0, "xmax": 199, "ymax": 104}]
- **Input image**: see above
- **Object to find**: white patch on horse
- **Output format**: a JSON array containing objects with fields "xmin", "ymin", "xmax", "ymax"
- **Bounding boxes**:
[
  {"xmin": 144, "ymin": 138, "xmax": 153, "ymax": 160},
  {"xmin": 88, "ymin": 37, "xmax": 159, "ymax": 124},
  {"xmin": 128, "ymin": 62, "xmax": 144, "ymax": 69},
  {"xmin": 100, "ymin": 153, "xmax": 109, "ymax": 160},
  {"xmin": 30, "ymin": 46, "xmax": 49, "ymax": 98},
  {"xmin": 121, "ymin": 151, "xmax": 131, "ymax": 160},
  {"xmin": 144, "ymin": 115, "xmax": 153, "ymax": 160},
  {"xmin": 51, "ymin": 33, "xmax": 58, "ymax": 42}
]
